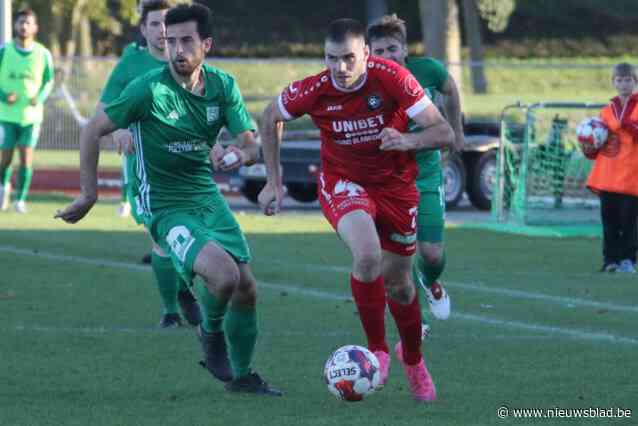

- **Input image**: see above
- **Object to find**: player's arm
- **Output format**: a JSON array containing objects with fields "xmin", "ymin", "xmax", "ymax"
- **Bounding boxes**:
[
  {"xmin": 210, "ymin": 129, "xmax": 260, "ymax": 172},
  {"xmin": 56, "ymin": 76, "xmax": 148, "ymax": 222},
  {"xmin": 54, "ymin": 110, "xmax": 118, "ymax": 223},
  {"xmin": 33, "ymin": 50, "xmax": 55, "ymax": 106},
  {"xmin": 0, "ymin": 46, "xmax": 15, "ymax": 104},
  {"xmin": 212, "ymin": 76, "xmax": 262, "ymax": 171},
  {"xmin": 380, "ymin": 104, "xmax": 453, "ymax": 152},
  {"xmin": 258, "ymin": 100, "xmax": 288, "ymax": 215},
  {"xmin": 440, "ymin": 74, "xmax": 464, "ymax": 152},
  {"xmin": 96, "ymin": 101, "xmax": 133, "ymax": 154}
]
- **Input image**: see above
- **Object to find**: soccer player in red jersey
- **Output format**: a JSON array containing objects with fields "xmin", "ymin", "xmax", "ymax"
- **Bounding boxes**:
[{"xmin": 259, "ymin": 19, "xmax": 453, "ymax": 401}]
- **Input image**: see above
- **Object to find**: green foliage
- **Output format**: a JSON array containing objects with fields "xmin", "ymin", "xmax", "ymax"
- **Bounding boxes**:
[{"xmin": 477, "ymin": 0, "xmax": 516, "ymax": 32}]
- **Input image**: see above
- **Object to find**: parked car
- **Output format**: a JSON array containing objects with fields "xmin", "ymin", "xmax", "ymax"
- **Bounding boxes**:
[{"xmin": 232, "ymin": 121, "xmax": 500, "ymax": 210}]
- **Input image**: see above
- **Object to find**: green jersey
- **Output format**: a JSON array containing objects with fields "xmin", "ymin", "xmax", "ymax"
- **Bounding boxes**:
[
  {"xmin": 121, "ymin": 42, "xmax": 142, "ymax": 58},
  {"xmin": 405, "ymin": 56, "xmax": 448, "ymax": 190},
  {"xmin": 104, "ymin": 64, "xmax": 255, "ymax": 215},
  {"xmin": 0, "ymin": 41, "xmax": 54, "ymax": 125},
  {"xmin": 100, "ymin": 46, "xmax": 166, "ymax": 104}
]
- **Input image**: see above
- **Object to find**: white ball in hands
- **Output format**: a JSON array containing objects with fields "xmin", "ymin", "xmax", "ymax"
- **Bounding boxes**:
[{"xmin": 222, "ymin": 151, "xmax": 239, "ymax": 166}]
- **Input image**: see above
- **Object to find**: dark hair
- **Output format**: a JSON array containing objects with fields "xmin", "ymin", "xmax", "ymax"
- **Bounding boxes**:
[
  {"xmin": 140, "ymin": 0, "xmax": 172, "ymax": 25},
  {"xmin": 15, "ymin": 8, "xmax": 36, "ymax": 22},
  {"xmin": 325, "ymin": 18, "xmax": 365, "ymax": 43},
  {"xmin": 165, "ymin": 3, "xmax": 212, "ymax": 40},
  {"xmin": 613, "ymin": 62, "xmax": 637, "ymax": 80},
  {"xmin": 367, "ymin": 14, "xmax": 407, "ymax": 45}
]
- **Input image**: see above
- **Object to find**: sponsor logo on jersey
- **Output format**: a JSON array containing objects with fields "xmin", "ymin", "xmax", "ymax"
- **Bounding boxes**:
[
  {"xmin": 331, "ymin": 114, "xmax": 385, "ymax": 133},
  {"xmin": 390, "ymin": 232, "xmax": 417, "ymax": 245},
  {"xmin": 326, "ymin": 104, "xmax": 343, "ymax": 111},
  {"xmin": 167, "ymin": 139, "xmax": 207, "ymax": 153},
  {"xmin": 367, "ymin": 94, "xmax": 382, "ymax": 111},
  {"xmin": 167, "ymin": 110, "xmax": 180, "ymax": 121},
  {"xmin": 206, "ymin": 106, "xmax": 219, "ymax": 124}
]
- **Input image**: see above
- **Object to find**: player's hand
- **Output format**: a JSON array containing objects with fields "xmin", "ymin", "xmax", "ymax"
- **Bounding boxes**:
[
  {"xmin": 379, "ymin": 127, "xmax": 413, "ymax": 151},
  {"xmin": 452, "ymin": 130, "xmax": 465, "ymax": 154},
  {"xmin": 54, "ymin": 194, "xmax": 97, "ymax": 223},
  {"xmin": 6, "ymin": 93, "xmax": 17, "ymax": 104},
  {"xmin": 211, "ymin": 144, "xmax": 244, "ymax": 172},
  {"xmin": 114, "ymin": 130, "xmax": 134, "ymax": 155},
  {"xmin": 258, "ymin": 181, "xmax": 284, "ymax": 216}
]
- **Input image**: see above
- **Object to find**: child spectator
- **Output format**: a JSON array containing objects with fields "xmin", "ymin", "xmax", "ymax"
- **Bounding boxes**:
[{"xmin": 586, "ymin": 62, "xmax": 638, "ymax": 273}]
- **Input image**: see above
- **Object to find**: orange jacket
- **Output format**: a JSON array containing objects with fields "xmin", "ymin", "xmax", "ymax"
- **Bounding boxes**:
[{"xmin": 587, "ymin": 93, "xmax": 638, "ymax": 196}]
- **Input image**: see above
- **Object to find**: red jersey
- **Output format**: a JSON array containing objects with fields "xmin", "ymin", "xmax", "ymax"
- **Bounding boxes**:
[{"xmin": 277, "ymin": 56, "xmax": 431, "ymax": 187}]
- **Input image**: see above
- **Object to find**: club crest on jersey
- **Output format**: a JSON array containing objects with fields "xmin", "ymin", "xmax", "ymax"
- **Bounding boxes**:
[
  {"xmin": 367, "ymin": 94, "xmax": 382, "ymax": 111},
  {"xmin": 206, "ymin": 106, "xmax": 219, "ymax": 124},
  {"xmin": 403, "ymin": 75, "xmax": 421, "ymax": 97},
  {"xmin": 334, "ymin": 180, "xmax": 364, "ymax": 197}
]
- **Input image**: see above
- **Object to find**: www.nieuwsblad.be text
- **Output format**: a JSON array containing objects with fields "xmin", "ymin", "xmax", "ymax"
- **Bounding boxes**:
[{"xmin": 497, "ymin": 405, "xmax": 632, "ymax": 419}]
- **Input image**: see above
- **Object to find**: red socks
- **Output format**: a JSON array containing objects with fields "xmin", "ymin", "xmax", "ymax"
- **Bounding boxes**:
[
  {"xmin": 350, "ymin": 275, "xmax": 389, "ymax": 354},
  {"xmin": 388, "ymin": 294, "xmax": 423, "ymax": 365}
]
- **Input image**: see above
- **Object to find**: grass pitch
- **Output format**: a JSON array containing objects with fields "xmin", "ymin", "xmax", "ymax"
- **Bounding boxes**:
[{"xmin": 1, "ymin": 195, "xmax": 637, "ymax": 425}]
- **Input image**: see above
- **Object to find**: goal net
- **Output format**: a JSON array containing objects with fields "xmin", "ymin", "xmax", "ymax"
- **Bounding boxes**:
[{"xmin": 492, "ymin": 102, "xmax": 606, "ymax": 226}]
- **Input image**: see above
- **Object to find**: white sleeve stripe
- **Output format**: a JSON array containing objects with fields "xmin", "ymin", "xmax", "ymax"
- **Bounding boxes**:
[
  {"xmin": 406, "ymin": 97, "xmax": 432, "ymax": 118},
  {"xmin": 277, "ymin": 94, "xmax": 294, "ymax": 121}
]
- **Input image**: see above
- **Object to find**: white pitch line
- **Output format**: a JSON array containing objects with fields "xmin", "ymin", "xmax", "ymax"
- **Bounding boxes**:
[
  {"xmin": 271, "ymin": 261, "xmax": 638, "ymax": 314},
  {"xmin": 10, "ymin": 324, "xmax": 353, "ymax": 338},
  {"xmin": 1, "ymin": 245, "xmax": 637, "ymax": 346}
]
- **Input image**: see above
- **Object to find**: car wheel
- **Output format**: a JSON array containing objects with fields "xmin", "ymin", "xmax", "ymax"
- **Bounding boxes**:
[
  {"xmin": 240, "ymin": 180, "xmax": 265, "ymax": 204},
  {"xmin": 468, "ymin": 150, "xmax": 497, "ymax": 211},
  {"xmin": 287, "ymin": 182, "xmax": 318, "ymax": 203},
  {"xmin": 444, "ymin": 154, "xmax": 466, "ymax": 209}
]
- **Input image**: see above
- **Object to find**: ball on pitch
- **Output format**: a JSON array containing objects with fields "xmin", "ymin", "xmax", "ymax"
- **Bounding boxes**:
[{"xmin": 323, "ymin": 345, "xmax": 380, "ymax": 401}]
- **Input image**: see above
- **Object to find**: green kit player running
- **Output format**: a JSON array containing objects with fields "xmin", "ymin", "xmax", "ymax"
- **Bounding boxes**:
[
  {"xmin": 368, "ymin": 15, "xmax": 465, "ymax": 333},
  {"xmin": 57, "ymin": 3, "xmax": 281, "ymax": 396},
  {"xmin": 99, "ymin": 0, "xmax": 202, "ymax": 329},
  {"xmin": 0, "ymin": 8, "xmax": 54, "ymax": 213}
]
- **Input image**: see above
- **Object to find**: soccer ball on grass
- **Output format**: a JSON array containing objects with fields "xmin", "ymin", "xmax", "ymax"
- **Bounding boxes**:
[{"xmin": 323, "ymin": 345, "xmax": 381, "ymax": 401}]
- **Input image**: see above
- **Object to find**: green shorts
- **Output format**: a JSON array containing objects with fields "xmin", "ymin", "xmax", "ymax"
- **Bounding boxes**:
[
  {"xmin": 0, "ymin": 121, "xmax": 41, "ymax": 149},
  {"xmin": 149, "ymin": 199, "xmax": 251, "ymax": 283},
  {"xmin": 416, "ymin": 184, "xmax": 445, "ymax": 243}
]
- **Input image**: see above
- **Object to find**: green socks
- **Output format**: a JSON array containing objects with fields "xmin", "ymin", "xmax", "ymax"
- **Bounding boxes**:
[
  {"xmin": 224, "ymin": 304, "xmax": 257, "ymax": 379},
  {"xmin": 1, "ymin": 165, "xmax": 11, "ymax": 186},
  {"xmin": 194, "ymin": 282, "xmax": 228, "ymax": 333},
  {"xmin": 16, "ymin": 166, "xmax": 33, "ymax": 202},
  {"xmin": 416, "ymin": 251, "xmax": 446, "ymax": 289},
  {"xmin": 150, "ymin": 252, "xmax": 179, "ymax": 314},
  {"xmin": 192, "ymin": 279, "xmax": 258, "ymax": 379}
]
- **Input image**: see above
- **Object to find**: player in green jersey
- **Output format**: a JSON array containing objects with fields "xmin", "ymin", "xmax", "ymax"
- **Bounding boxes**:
[
  {"xmin": 101, "ymin": 0, "xmax": 171, "ymax": 219},
  {"xmin": 368, "ymin": 14, "xmax": 465, "ymax": 335},
  {"xmin": 57, "ymin": 3, "xmax": 281, "ymax": 396},
  {"xmin": 98, "ymin": 0, "xmax": 202, "ymax": 330},
  {"xmin": 0, "ymin": 8, "xmax": 54, "ymax": 213}
]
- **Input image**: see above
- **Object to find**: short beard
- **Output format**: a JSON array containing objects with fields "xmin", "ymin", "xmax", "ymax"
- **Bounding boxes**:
[{"xmin": 171, "ymin": 59, "xmax": 201, "ymax": 77}]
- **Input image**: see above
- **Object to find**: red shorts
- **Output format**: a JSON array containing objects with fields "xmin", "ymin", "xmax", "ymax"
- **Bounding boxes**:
[{"xmin": 318, "ymin": 172, "xmax": 418, "ymax": 256}]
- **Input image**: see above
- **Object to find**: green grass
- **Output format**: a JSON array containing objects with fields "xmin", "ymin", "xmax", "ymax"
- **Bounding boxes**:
[{"xmin": 2, "ymin": 195, "xmax": 637, "ymax": 425}]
